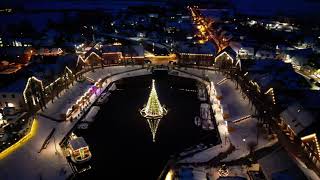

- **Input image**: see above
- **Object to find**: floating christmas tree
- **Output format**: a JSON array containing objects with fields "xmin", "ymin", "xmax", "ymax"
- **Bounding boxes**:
[{"xmin": 140, "ymin": 80, "xmax": 167, "ymax": 142}]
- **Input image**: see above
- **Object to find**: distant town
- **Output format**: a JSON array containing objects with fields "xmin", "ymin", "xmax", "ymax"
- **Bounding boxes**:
[{"xmin": 0, "ymin": 0, "xmax": 320, "ymax": 180}]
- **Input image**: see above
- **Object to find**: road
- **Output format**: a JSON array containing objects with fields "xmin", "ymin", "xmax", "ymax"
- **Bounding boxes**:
[{"xmin": 189, "ymin": 6, "xmax": 229, "ymax": 54}]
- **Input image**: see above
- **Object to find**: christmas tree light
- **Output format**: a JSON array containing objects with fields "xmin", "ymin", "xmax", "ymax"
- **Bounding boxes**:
[{"xmin": 140, "ymin": 80, "xmax": 167, "ymax": 142}]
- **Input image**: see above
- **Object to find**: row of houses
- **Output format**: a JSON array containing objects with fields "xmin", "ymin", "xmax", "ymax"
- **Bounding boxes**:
[
  {"xmin": 220, "ymin": 52, "xmax": 320, "ymax": 176},
  {"xmin": 0, "ymin": 54, "xmax": 77, "ymax": 113}
]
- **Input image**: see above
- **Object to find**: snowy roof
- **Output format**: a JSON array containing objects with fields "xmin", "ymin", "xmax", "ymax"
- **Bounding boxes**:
[
  {"xmin": 280, "ymin": 103, "xmax": 315, "ymax": 135},
  {"xmin": 258, "ymin": 148, "xmax": 306, "ymax": 180},
  {"xmin": 255, "ymin": 49, "xmax": 276, "ymax": 56},
  {"xmin": 84, "ymin": 47, "xmax": 102, "ymax": 59},
  {"xmin": 230, "ymin": 41, "xmax": 256, "ymax": 52},
  {"xmin": 242, "ymin": 59, "xmax": 290, "ymax": 73},
  {"xmin": 166, "ymin": 21, "xmax": 193, "ymax": 31},
  {"xmin": 216, "ymin": 46, "xmax": 237, "ymax": 60},
  {"xmin": 0, "ymin": 54, "xmax": 77, "ymax": 93},
  {"xmin": 229, "ymin": 41, "xmax": 242, "ymax": 53},
  {"xmin": 123, "ymin": 45, "xmax": 144, "ymax": 56},
  {"xmin": 28, "ymin": 54, "xmax": 77, "ymax": 80},
  {"xmin": 288, "ymin": 48, "xmax": 314, "ymax": 56},
  {"xmin": 177, "ymin": 42, "xmax": 216, "ymax": 55},
  {"xmin": 69, "ymin": 137, "xmax": 88, "ymax": 150},
  {"xmin": 242, "ymin": 60, "xmax": 310, "ymax": 91},
  {"xmin": 102, "ymin": 45, "xmax": 122, "ymax": 53}
]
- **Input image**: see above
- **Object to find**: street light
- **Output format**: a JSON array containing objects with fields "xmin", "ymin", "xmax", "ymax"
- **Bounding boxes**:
[{"xmin": 242, "ymin": 138, "xmax": 246, "ymax": 152}]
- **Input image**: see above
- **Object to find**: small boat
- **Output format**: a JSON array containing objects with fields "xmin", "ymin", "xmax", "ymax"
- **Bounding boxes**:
[
  {"xmin": 96, "ymin": 92, "xmax": 111, "ymax": 105},
  {"xmin": 82, "ymin": 106, "xmax": 100, "ymax": 123},
  {"xmin": 197, "ymin": 85, "xmax": 207, "ymax": 101},
  {"xmin": 194, "ymin": 116, "xmax": 201, "ymax": 127},
  {"xmin": 202, "ymin": 119, "xmax": 214, "ymax": 130},
  {"xmin": 77, "ymin": 123, "xmax": 89, "ymax": 130},
  {"xmin": 109, "ymin": 83, "xmax": 117, "ymax": 91},
  {"xmin": 68, "ymin": 134, "xmax": 92, "ymax": 164}
]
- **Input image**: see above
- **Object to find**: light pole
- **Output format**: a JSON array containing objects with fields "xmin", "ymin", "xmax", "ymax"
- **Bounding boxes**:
[
  {"xmin": 53, "ymin": 133, "xmax": 58, "ymax": 155},
  {"xmin": 152, "ymin": 42, "xmax": 155, "ymax": 53},
  {"xmin": 242, "ymin": 138, "xmax": 246, "ymax": 152}
]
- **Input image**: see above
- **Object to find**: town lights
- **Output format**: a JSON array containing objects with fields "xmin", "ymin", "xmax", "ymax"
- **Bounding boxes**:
[
  {"xmin": 198, "ymin": 39, "xmax": 205, "ymax": 44},
  {"xmin": 218, "ymin": 165, "xmax": 229, "ymax": 177}
]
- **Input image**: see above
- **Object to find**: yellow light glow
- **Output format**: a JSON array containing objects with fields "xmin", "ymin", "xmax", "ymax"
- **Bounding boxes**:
[
  {"xmin": 165, "ymin": 169, "xmax": 174, "ymax": 180},
  {"xmin": 23, "ymin": 77, "xmax": 44, "ymax": 103},
  {"xmin": 215, "ymin": 51, "xmax": 235, "ymax": 64},
  {"xmin": 301, "ymin": 133, "xmax": 320, "ymax": 158},
  {"xmin": 77, "ymin": 51, "xmax": 102, "ymax": 65},
  {"xmin": 0, "ymin": 118, "xmax": 38, "ymax": 160},
  {"xmin": 113, "ymin": 42, "xmax": 122, "ymax": 45},
  {"xmin": 198, "ymin": 40, "xmax": 206, "ymax": 44}
]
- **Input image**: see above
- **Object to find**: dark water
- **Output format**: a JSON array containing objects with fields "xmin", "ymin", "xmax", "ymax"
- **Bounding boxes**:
[{"xmin": 75, "ymin": 74, "xmax": 218, "ymax": 180}]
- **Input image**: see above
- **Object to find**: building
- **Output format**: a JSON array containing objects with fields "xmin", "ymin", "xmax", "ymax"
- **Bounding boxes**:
[
  {"xmin": 35, "ymin": 48, "xmax": 63, "ymax": 56},
  {"xmin": 237, "ymin": 59, "xmax": 310, "ymax": 93},
  {"xmin": 102, "ymin": 44, "xmax": 122, "ymax": 64},
  {"xmin": 258, "ymin": 148, "xmax": 310, "ymax": 180},
  {"xmin": 0, "ymin": 78, "xmax": 27, "ymax": 112},
  {"xmin": 102, "ymin": 44, "xmax": 145, "ymax": 64},
  {"xmin": 0, "ymin": 55, "xmax": 77, "ymax": 112},
  {"xmin": 214, "ymin": 46, "xmax": 237, "ymax": 68},
  {"xmin": 177, "ymin": 42, "xmax": 216, "ymax": 65},
  {"xmin": 255, "ymin": 49, "xmax": 276, "ymax": 60},
  {"xmin": 278, "ymin": 103, "xmax": 315, "ymax": 139},
  {"xmin": 76, "ymin": 46, "xmax": 103, "ymax": 68},
  {"xmin": 229, "ymin": 41, "xmax": 255, "ymax": 60},
  {"xmin": 282, "ymin": 48, "xmax": 313, "ymax": 68}
]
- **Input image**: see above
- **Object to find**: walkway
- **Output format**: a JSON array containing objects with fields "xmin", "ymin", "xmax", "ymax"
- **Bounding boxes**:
[
  {"xmin": 172, "ymin": 68, "xmax": 277, "ymax": 165},
  {"xmin": 0, "ymin": 65, "xmax": 148, "ymax": 180}
]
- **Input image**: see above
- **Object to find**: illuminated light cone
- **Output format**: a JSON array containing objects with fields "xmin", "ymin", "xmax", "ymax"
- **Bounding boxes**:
[
  {"xmin": 147, "ymin": 119, "xmax": 160, "ymax": 142},
  {"xmin": 140, "ymin": 80, "xmax": 167, "ymax": 142}
]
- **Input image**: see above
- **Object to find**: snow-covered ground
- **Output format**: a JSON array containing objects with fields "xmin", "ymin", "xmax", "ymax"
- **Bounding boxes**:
[
  {"xmin": 209, "ymin": 165, "xmax": 249, "ymax": 179},
  {"xmin": 0, "ymin": 66, "xmax": 150, "ymax": 180},
  {"xmin": 41, "ymin": 81, "xmax": 92, "ymax": 121},
  {"xmin": 84, "ymin": 65, "xmax": 143, "ymax": 81},
  {"xmin": 175, "ymin": 68, "xmax": 277, "ymax": 164}
]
